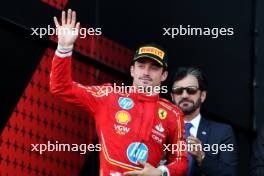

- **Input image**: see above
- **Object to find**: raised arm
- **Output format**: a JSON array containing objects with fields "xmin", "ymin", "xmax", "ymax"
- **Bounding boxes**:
[{"xmin": 50, "ymin": 9, "xmax": 107, "ymax": 115}]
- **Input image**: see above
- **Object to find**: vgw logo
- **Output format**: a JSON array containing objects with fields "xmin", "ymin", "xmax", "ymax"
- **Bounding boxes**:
[
  {"xmin": 114, "ymin": 124, "xmax": 130, "ymax": 135},
  {"xmin": 127, "ymin": 142, "xmax": 148, "ymax": 164}
]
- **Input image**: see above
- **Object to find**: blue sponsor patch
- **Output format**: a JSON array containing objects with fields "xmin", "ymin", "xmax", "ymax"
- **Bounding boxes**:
[
  {"xmin": 118, "ymin": 97, "xmax": 134, "ymax": 110},
  {"xmin": 127, "ymin": 142, "xmax": 148, "ymax": 164}
]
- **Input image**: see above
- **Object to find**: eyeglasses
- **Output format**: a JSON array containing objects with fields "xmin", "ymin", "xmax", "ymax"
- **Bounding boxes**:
[{"xmin": 172, "ymin": 86, "xmax": 199, "ymax": 95}]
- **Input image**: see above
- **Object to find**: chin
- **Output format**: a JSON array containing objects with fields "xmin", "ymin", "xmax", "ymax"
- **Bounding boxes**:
[
  {"xmin": 181, "ymin": 107, "xmax": 191, "ymax": 112},
  {"xmin": 141, "ymin": 81, "xmax": 153, "ymax": 86},
  {"xmin": 139, "ymin": 84, "xmax": 151, "ymax": 88}
]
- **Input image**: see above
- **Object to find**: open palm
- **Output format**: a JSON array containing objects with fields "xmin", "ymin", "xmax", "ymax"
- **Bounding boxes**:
[{"xmin": 53, "ymin": 9, "xmax": 80, "ymax": 47}]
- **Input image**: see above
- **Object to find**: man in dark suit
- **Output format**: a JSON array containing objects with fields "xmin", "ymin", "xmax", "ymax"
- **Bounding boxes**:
[
  {"xmin": 169, "ymin": 67, "xmax": 237, "ymax": 176},
  {"xmin": 251, "ymin": 125, "xmax": 264, "ymax": 176}
]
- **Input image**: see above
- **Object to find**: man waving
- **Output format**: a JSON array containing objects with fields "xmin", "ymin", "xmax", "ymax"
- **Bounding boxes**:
[{"xmin": 50, "ymin": 9, "xmax": 188, "ymax": 176}]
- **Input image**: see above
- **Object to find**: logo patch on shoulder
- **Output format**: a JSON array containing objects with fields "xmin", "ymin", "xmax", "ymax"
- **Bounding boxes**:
[{"xmin": 158, "ymin": 108, "xmax": 167, "ymax": 120}]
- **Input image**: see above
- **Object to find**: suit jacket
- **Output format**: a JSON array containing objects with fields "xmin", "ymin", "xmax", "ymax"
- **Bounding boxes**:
[
  {"xmin": 250, "ymin": 125, "xmax": 264, "ymax": 176},
  {"xmin": 190, "ymin": 117, "xmax": 237, "ymax": 176}
]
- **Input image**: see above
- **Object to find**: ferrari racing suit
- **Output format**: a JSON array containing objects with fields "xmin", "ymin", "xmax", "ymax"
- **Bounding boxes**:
[{"xmin": 49, "ymin": 50, "xmax": 188, "ymax": 176}]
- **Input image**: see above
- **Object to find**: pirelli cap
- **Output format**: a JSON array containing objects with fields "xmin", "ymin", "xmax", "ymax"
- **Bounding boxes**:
[{"xmin": 132, "ymin": 43, "xmax": 168, "ymax": 68}]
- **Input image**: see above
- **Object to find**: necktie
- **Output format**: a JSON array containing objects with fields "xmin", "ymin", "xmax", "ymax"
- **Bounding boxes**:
[{"xmin": 185, "ymin": 123, "xmax": 193, "ymax": 176}]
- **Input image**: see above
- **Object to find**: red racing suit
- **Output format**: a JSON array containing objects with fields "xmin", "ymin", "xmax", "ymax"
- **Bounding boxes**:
[{"xmin": 50, "ymin": 51, "xmax": 188, "ymax": 176}]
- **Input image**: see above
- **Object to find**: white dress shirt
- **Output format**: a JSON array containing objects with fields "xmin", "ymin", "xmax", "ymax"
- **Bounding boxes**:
[{"xmin": 184, "ymin": 114, "xmax": 201, "ymax": 137}]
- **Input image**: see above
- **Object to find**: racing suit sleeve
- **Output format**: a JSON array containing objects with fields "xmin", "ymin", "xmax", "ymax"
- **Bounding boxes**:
[
  {"xmin": 159, "ymin": 110, "xmax": 188, "ymax": 176},
  {"xmin": 50, "ymin": 48, "xmax": 108, "ymax": 115}
]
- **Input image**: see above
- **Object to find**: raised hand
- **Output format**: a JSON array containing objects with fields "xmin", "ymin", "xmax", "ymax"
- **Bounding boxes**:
[
  {"xmin": 187, "ymin": 135, "xmax": 205, "ymax": 166},
  {"xmin": 53, "ymin": 9, "xmax": 80, "ymax": 48}
]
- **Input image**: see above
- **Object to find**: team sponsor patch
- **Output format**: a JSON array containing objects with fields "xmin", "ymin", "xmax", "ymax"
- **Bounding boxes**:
[
  {"xmin": 155, "ymin": 123, "xmax": 164, "ymax": 133},
  {"xmin": 118, "ymin": 97, "xmax": 134, "ymax": 110},
  {"xmin": 127, "ymin": 142, "xmax": 148, "ymax": 164},
  {"xmin": 138, "ymin": 47, "xmax": 165, "ymax": 59},
  {"xmin": 152, "ymin": 129, "xmax": 166, "ymax": 138},
  {"xmin": 152, "ymin": 134, "xmax": 163, "ymax": 144},
  {"xmin": 158, "ymin": 108, "xmax": 167, "ymax": 120},
  {"xmin": 115, "ymin": 110, "xmax": 131, "ymax": 125},
  {"xmin": 114, "ymin": 124, "xmax": 130, "ymax": 135}
]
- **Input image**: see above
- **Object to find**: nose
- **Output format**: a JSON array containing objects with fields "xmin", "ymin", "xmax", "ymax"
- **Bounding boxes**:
[
  {"xmin": 142, "ymin": 67, "xmax": 150, "ymax": 76},
  {"xmin": 181, "ymin": 90, "xmax": 189, "ymax": 98}
]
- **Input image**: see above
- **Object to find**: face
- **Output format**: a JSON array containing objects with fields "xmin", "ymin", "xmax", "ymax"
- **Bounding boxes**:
[
  {"xmin": 130, "ymin": 58, "xmax": 168, "ymax": 88},
  {"xmin": 171, "ymin": 75, "xmax": 206, "ymax": 115}
]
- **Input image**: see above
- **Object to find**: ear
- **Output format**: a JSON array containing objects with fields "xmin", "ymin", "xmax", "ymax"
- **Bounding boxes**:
[
  {"xmin": 201, "ymin": 91, "xmax": 207, "ymax": 103},
  {"xmin": 130, "ymin": 65, "xmax": 135, "ymax": 78},
  {"xmin": 161, "ymin": 70, "xmax": 168, "ymax": 82}
]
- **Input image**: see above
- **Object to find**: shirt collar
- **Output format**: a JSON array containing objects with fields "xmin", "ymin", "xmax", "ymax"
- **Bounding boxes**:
[{"xmin": 185, "ymin": 114, "xmax": 201, "ymax": 130}]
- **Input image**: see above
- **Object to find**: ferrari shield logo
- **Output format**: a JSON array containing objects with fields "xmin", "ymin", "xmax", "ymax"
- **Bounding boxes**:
[{"xmin": 158, "ymin": 108, "xmax": 167, "ymax": 120}]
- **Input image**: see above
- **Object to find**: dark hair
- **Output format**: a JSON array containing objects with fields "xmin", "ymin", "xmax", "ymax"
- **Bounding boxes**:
[{"xmin": 170, "ymin": 67, "xmax": 208, "ymax": 91}]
